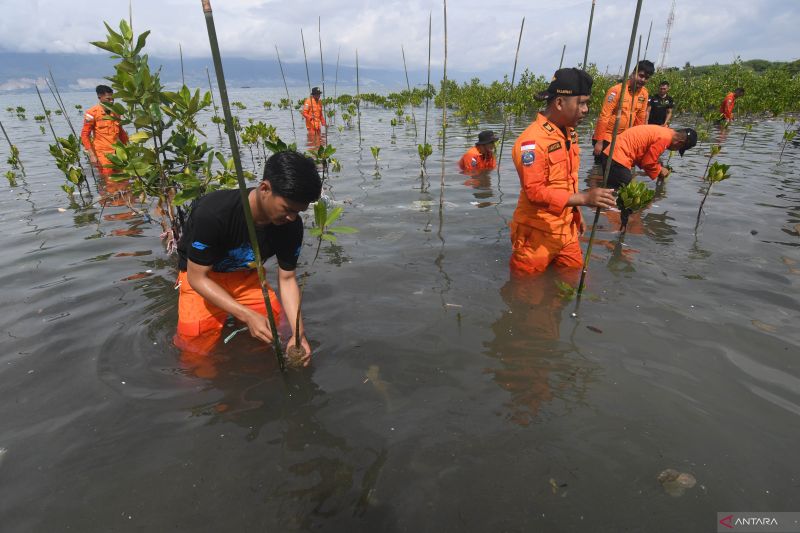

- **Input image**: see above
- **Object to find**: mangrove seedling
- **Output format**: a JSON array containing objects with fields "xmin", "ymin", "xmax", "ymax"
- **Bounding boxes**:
[
  {"xmin": 779, "ymin": 118, "xmax": 796, "ymax": 163},
  {"xmin": 285, "ymin": 273, "xmax": 308, "ymax": 369},
  {"xmin": 742, "ymin": 123, "xmax": 753, "ymax": 146},
  {"xmin": 5, "ymin": 170, "xmax": 16, "ymax": 186},
  {"xmin": 616, "ymin": 180, "xmax": 655, "ymax": 233},
  {"xmin": 231, "ymin": 101, "xmax": 246, "ymax": 110},
  {"xmin": 417, "ymin": 143, "xmax": 433, "ymax": 171},
  {"xmin": 370, "ymin": 146, "xmax": 380, "ymax": 164},
  {"xmin": 306, "ymin": 144, "xmax": 341, "ymax": 180},
  {"xmin": 6, "ymin": 144, "xmax": 21, "ymax": 169},
  {"xmin": 309, "ymin": 198, "xmax": 358, "ymax": 263},
  {"xmin": 49, "ymin": 134, "xmax": 88, "ymax": 197},
  {"xmin": 695, "ymin": 161, "xmax": 732, "ymax": 233},
  {"xmin": 555, "ymin": 280, "xmax": 576, "ymax": 301},
  {"xmin": 702, "ymin": 144, "xmax": 721, "ymax": 178},
  {"xmin": 262, "ymin": 100, "xmax": 272, "ymax": 109}
]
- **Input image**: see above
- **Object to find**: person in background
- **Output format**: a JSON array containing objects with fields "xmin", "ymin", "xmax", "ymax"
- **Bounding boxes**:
[
  {"xmin": 81, "ymin": 84, "xmax": 128, "ymax": 175},
  {"xmin": 302, "ymin": 86, "xmax": 326, "ymax": 134},
  {"xmin": 509, "ymin": 68, "xmax": 616, "ymax": 276},
  {"xmin": 458, "ymin": 130, "xmax": 498, "ymax": 172},
  {"xmin": 599, "ymin": 124, "xmax": 698, "ymax": 189},
  {"xmin": 720, "ymin": 87, "xmax": 745, "ymax": 122},
  {"xmin": 646, "ymin": 81, "xmax": 674, "ymax": 126},
  {"xmin": 173, "ymin": 151, "xmax": 321, "ymax": 366},
  {"xmin": 592, "ymin": 60, "xmax": 654, "ymax": 161}
]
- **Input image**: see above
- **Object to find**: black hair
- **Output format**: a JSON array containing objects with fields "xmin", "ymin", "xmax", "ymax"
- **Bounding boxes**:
[
  {"xmin": 637, "ymin": 60, "xmax": 655, "ymax": 77},
  {"xmin": 96, "ymin": 84, "xmax": 113, "ymax": 96},
  {"xmin": 262, "ymin": 150, "xmax": 322, "ymax": 204},
  {"xmin": 735, "ymin": 87, "xmax": 745, "ymax": 95},
  {"xmin": 660, "ymin": 80, "xmax": 670, "ymax": 86}
]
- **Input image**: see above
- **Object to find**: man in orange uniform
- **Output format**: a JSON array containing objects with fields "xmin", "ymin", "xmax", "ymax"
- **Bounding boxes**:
[
  {"xmin": 720, "ymin": 87, "xmax": 745, "ymax": 121},
  {"xmin": 301, "ymin": 86, "xmax": 326, "ymax": 133},
  {"xmin": 174, "ymin": 151, "xmax": 321, "ymax": 365},
  {"xmin": 80, "ymin": 85, "xmax": 128, "ymax": 175},
  {"xmin": 510, "ymin": 68, "xmax": 616, "ymax": 276},
  {"xmin": 592, "ymin": 60, "xmax": 654, "ymax": 161},
  {"xmin": 599, "ymin": 125, "xmax": 697, "ymax": 189},
  {"xmin": 458, "ymin": 130, "xmax": 498, "ymax": 172}
]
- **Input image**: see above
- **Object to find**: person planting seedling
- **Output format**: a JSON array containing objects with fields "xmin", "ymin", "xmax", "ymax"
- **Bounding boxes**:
[
  {"xmin": 598, "ymin": 124, "xmax": 697, "ymax": 190},
  {"xmin": 720, "ymin": 87, "xmax": 745, "ymax": 122},
  {"xmin": 458, "ymin": 130, "xmax": 498, "ymax": 173}
]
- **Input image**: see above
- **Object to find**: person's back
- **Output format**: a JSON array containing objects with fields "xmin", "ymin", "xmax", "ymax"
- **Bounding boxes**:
[
  {"xmin": 720, "ymin": 87, "xmax": 744, "ymax": 121},
  {"xmin": 607, "ymin": 125, "xmax": 673, "ymax": 173}
]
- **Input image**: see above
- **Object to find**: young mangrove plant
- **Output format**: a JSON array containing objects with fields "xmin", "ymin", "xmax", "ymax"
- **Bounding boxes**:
[
  {"xmin": 306, "ymin": 143, "xmax": 341, "ymax": 180},
  {"xmin": 285, "ymin": 273, "xmax": 308, "ymax": 369},
  {"xmin": 695, "ymin": 161, "xmax": 732, "ymax": 233},
  {"xmin": 309, "ymin": 198, "xmax": 358, "ymax": 263},
  {"xmin": 616, "ymin": 179, "xmax": 655, "ymax": 233},
  {"xmin": 742, "ymin": 123, "xmax": 753, "ymax": 146},
  {"xmin": 417, "ymin": 143, "xmax": 433, "ymax": 174},
  {"xmin": 49, "ymin": 134, "xmax": 88, "ymax": 197},
  {"xmin": 370, "ymin": 145, "xmax": 380, "ymax": 167},
  {"xmin": 779, "ymin": 117, "xmax": 796, "ymax": 163},
  {"xmin": 703, "ymin": 144, "xmax": 721, "ymax": 178}
]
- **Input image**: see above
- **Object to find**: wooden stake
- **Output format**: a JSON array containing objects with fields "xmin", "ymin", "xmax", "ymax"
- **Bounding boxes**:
[
  {"xmin": 356, "ymin": 49, "xmax": 362, "ymax": 145},
  {"xmin": 558, "ymin": 44, "xmax": 566, "ymax": 69},
  {"xmin": 179, "ymin": 43, "xmax": 185, "ymax": 86},
  {"xmin": 301, "ymin": 28, "xmax": 312, "ymax": 93},
  {"xmin": 582, "ymin": 0, "xmax": 596, "ymax": 69},
  {"xmin": 496, "ymin": 17, "xmax": 525, "ymax": 171},
  {"xmin": 401, "ymin": 44, "xmax": 418, "ymax": 137},
  {"xmin": 205, "ymin": 66, "xmax": 224, "ymax": 138},
  {"xmin": 274, "ymin": 46, "xmax": 296, "ymax": 136}
]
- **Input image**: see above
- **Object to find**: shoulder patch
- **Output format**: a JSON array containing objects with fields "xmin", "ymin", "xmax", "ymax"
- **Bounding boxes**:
[
  {"xmin": 84, "ymin": 113, "xmax": 94, "ymax": 121},
  {"xmin": 192, "ymin": 241, "xmax": 209, "ymax": 251},
  {"xmin": 547, "ymin": 142, "xmax": 562, "ymax": 153},
  {"xmin": 608, "ymin": 91, "xmax": 617, "ymax": 102},
  {"xmin": 542, "ymin": 122, "xmax": 554, "ymax": 132},
  {"xmin": 520, "ymin": 140, "xmax": 536, "ymax": 151},
  {"xmin": 470, "ymin": 158, "xmax": 478, "ymax": 167},
  {"xmin": 638, "ymin": 96, "xmax": 646, "ymax": 102},
  {"xmin": 521, "ymin": 150, "xmax": 535, "ymax": 166}
]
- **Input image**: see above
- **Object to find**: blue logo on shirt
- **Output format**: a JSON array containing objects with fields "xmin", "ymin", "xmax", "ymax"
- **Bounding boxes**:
[{"xmin": 192, "ymin": 241, "xmax": 209, "ymax": 251}]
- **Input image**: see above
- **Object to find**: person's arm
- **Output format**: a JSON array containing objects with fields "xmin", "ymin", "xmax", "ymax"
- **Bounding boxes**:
[
  {"xmin": 664, "ymin": 107, "xmax": 673, "ymax": 126},
  {"xmin": 80, "ymin": 112, "xmax": 98, "ymax": 164},
  {"xmin": 319, "ymin": 103, "xmax": 327, "ymax": 127},
  {"xmin": 277, "ymin": 266, "xmax": 311, "ymax": 365},
  {"xmin": 186, "ymin": 260, "xmax": 274, "ymax": 343},
  {"xmin": 118, "ymin": 126, "xmax": 128, "ymax": 145},
  {"xmin": 593, "ymin": 87, "xmax": 616, "ymax": 154},
  {"xmin": 645, "ymin": 103, "xmax": 651, "ymax": 124},
  {"xmin": 301, "ymin": 99, "xmax": 313, "ymax": 123},
  {"xmin": 639, "ymin": 143, "xmax": 664, "ymax": 180},
  {"xmin": 634, "ymin": 92, "xmax": 648, "ymax": 126}
]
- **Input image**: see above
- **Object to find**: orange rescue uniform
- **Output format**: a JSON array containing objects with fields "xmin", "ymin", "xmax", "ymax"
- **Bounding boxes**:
[
  {"xmin": 80, "ymin": 103, "xmax": 128, "ymax": 174},
  {"xmin": 603, "ymin": 125, "xmax": 673, "ymax": 179},
  {"xmin": 593, "ymin": 82, "xmax": 648, "ymax": 143},
  {"xmin": 510, "ymin": 113, "xmax": 583, "ymax": 275},
  {"xmin": 720, "ymin": 92, "xmax": 736, "ymax": 121},
  {"xmin": 458, "ymin": 146, "xmax": 496, "ymax": 172},
  {"xmin": 301, "ymin": 97, "xmax": 326, "ymax": 132}
]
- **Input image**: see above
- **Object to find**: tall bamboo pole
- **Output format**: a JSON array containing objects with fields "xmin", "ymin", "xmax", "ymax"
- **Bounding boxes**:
[
  {"xmin": 496, "ymin": 17, "xmax": 525, "ymax": 172},
  {"xmin": 179, "ymin": 43, "xmax": 185, "ymax": 85},
  {"xmin": 582, "ymin": 0, "xmax": 596, "ymax": 69},
  {"xmin": 317, "ymin": 17, "xmax": 327, "ymax": 138},
  {"xmin": 643, "ymin": 20, "xmax": 653, "ymax": 61},
  {"xmin": 439, "ymin": 0, "xmax": 448, "ymax": 212},
  {"xmin": 401, "ymin": 45, "xmax": 418, "ymax": 137},
  {"xmin": 201, "ymin": 0, "xmax": 285, "ymax": 369},
  {"xmin": 629, "ymin": 35, "xmax": 642, "ymax": 128},
  {"xmin": 333, "ymin": 47, "xmax": 340, "ymax": 126},
  {"xmin": 355, "ymin": 49, "xmax": 362, "ymax": 146},
  {"xmin": 36, "ymin": 84, "xmax": 88, "ymax": 194},
  {"xmin": 0, "ymin": 119, "xmax": 25, "ymax": 175},
  {"xmin": 558, "ymin": 44, "xmax": 566, "ymax": 69},
  {"xmin": 300, "ymin": 28, "xmax": 312, "ymax": 93},
  {"xmin": 205, "ymin": 66, "xmax": 224, "ymax": 138},
  {"xmin": 274, "ymin": 46, "xmax": 297, "ymax": 136},
  {"xmin": 575, "ymin": 0, "xmax": 643, "ymax": 310},
  {"xmin": 423, "ymin": 12, "xmax": 432, "ymax": 146}
]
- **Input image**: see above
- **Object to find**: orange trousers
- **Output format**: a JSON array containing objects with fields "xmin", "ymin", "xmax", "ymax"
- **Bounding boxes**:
[
  {"xmin": 509, "ymin": 221, "xmax": 583, "ymax": 275},
  {"xmin": 173, "ymin": 269, "xmax": 282, "ymax": 356}
]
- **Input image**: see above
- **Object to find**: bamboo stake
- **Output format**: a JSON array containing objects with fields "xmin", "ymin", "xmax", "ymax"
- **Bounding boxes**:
[
  {"xmin": 496, "ymin": 17, "xmax": 525, "ymax": 172},
  {"xmin": 333, "ymin": 46, "xmax": 340, "ymax": 124},
  {"xmin": 575, "ymin": 0, "xmax": 643, "ymax": 310},
  {"xmin": 423, "ymin": 12, "xmax": 432, "ymax": 146},
  {"xmin": 401, "ymin": 44, "xmax": 418, "ymax": 137},
  {"xmin": 205, "ymin": 66, "xmax": 224, "ymax": 138},
  {"xmin": 558, "ymin": 44, "xmax": 566, "ymax": 69},
  {"xmin": 582, "ymin": 0, "xmax": 596, "ymax": 69},
  {"xmin": 356, "ymin": 49, "xmax": 362, "ymax": 146},
  {"xmin": 643, "ymin": 20, "xmax": 653, "ymax": 61},
  {"xmin": 629, "ymin": 35, "xmax": 642, "ymax": 128},
  {"xmin": 47, "ymin": 70, "xmax": 97, "ymax": 186},
  {"xmin": 179, "ymin": 43, "xmax": 185, "ymax": 85},
  {"xmin": 201, "ymin": 0, "xmax": 285, "ymax": 370},
  {"xmin": 0, "ymin": 119, "xmax": 25, "ymax": 175},
  {"xmin": 36, "ymin": 84, "xmax": 88, "ymax": 195},
  {"xmin": 274, "ymin": 46, "xmax": 297, "ymax": 136},
  {"xmin": 300, "ymin": 28, "xmax": 312, "ymax": 93},
  {"xmin": 317, "ymin": 17, "xmax": 327, "ymax": 137},
  {"xmin": 439, "ymin": 0, "xmax": 448, "ymax": 211}
]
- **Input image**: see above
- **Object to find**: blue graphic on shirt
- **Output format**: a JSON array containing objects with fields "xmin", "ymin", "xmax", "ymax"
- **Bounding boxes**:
[
  {"xmin": 213, "ymin": 243, "xmax": 256, "ymax": 272},
  {"xmin": 192, "ymin": 241, "xmax": 209, "ymax": 251}
]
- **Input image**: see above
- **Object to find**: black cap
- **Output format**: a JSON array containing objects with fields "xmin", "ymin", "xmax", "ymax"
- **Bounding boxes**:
[
  {"xmin": 679, "ymin": 128, "xmax": 697, "ymax": 156},
  {"xmin": 311, "ymin": 86, "xmax": 321, "ymax": 95},
  {"xmin": 545, "ymin": 68, "xmax": 593, "ymax": 97},
  {"xmin": 476, "ymin": 130, "xmax": 499, "ymax": 145}
]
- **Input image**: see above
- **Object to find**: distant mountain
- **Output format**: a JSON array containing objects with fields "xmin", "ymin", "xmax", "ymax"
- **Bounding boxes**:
[{"xmin": 0, "ymin": 51, "xmax": 491, "ymax": 93}]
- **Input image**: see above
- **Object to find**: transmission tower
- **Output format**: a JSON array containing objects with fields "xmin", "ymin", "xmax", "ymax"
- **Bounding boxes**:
[{"xmin": 658, "ymin": 0, "xmax": 676, "ymax": 70}]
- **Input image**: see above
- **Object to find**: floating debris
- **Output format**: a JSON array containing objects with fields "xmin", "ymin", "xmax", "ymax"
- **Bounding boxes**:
[
  {"xmin": 657, "ymin": 469, "xmax": 696, "ymax": 497},
  {"xmin": 586, "ymin": 326, "xmax": 603, "ymax": 334},
  {"xmin": 751, "ymin": 320, "xmax": 777, "ymax": 333}
]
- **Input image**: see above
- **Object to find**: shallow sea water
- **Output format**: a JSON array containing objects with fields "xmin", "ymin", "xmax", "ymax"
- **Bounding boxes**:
[{"xmin": 0, "ymin": 88, "xmax": 798, "ymax": 532}]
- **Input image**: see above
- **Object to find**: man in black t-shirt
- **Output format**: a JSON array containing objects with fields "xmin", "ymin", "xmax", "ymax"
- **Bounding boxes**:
[
  {"xmin": 646, "ymin": 81, "xmax": 674, "ymax": 126},
  {"xmin": 175, "ymin": 151, "xmax": 322, "ymax": 365}
]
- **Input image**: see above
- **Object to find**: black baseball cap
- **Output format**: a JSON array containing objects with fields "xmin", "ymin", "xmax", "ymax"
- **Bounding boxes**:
[
  {"xmin": 476, "ymin": 130, "xmax": 499, "ymax": 145},
  {"xmin": 679, "ymin": 128, "xmax": 697, "ymax": 156},
  {"xmin": 545, "ymin": 68, "xmax": 593, "ymax": 97},
  {"xmin": 311, "ymin": 87, "xmax": 321, "ymax": 95}
]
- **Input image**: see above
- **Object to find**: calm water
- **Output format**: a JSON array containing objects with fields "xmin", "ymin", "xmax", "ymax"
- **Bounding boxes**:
[{"xmin": 1, "ymin": 88, "xmax": 798, "ymax": 532}]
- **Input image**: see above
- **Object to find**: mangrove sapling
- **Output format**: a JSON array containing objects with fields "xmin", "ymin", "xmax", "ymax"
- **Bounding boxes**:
[
  {"xmin": 616, "ymin": 180, "xmax": 655, "ymax": 234},
  {"xmin": 417, "ymin": 143, "xmax": 433, "ymax": 176},
  {"xmin": 694, "ymin": 161, "xmax": 732, "ymax": 234},
  {"xmin": 285, "ymin": 273, "xmax": 308, "ymax": 368},
  {"xmin": 202, "ymin": 0, "xmax": 285, "ymax": 368},
  {"xmin": 1, "ymin": 119, "xmax": 24, "ymax": 174},
  {"xmin": 370, "ymin": 146, "xmax": 380, "ymax": 168},
  {"xmin": 5, "ymin": 170, "xmax": 17, "ymax": 187},
  {"xmin": 778, "ymin": 117, "xmax": 796, "ymax": 163},
  {"xmin": 49, "ymin": 134, "xmax": 88, "ymax": 197},
  {"xmin": 702, "ymin": 144, "xmax": 721, "ymax": 179},
  {"xmin": 309, "ymin": 199, "xmax": 358, "ymax": 263},
  {"xmin": 742, "ymin": 123, "xmax": 752, "ymax": 146},
  {"xmin": 205, "ymin": 67, "xmax": 224, "ymax": 139},
  {"xmin": 306, "ymin": 143, "xmax": 341, "ymax": 181}
]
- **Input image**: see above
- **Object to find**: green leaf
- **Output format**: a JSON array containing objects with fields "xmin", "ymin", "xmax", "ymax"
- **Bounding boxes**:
[
  {"xmin": 325, "ymin": 206, "xmax": 343, "ymax": 227},
  {"xmin": 328, "ymin": 226, "xmax": 358, "ymax": 234},
  {"xmin": 321, "ymin": 234, "xmax": 337, "ymax": 242}
]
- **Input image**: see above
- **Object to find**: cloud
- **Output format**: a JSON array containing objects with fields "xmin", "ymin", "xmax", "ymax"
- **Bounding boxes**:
[
  {"xmin": 70, "ymin": 78, "xmax": 108, "ymax": 91},
  {"xmin": 0, "ymin": 77, "xmax": 46, "ymax": 91}
]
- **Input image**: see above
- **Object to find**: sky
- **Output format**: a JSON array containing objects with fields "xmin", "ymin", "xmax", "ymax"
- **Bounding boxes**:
[{"xmin": 1, "ymin": 0, "xmax": 798, "ymax": 81}]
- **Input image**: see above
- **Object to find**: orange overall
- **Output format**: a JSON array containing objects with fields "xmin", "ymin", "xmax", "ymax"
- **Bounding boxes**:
[
  {"xmin": 301, "ymin": 97, "xmax": 326, "ymax": 132},
  {"xmin": 510, "ymin": 113, "xmax": 583, "ymax": 275},
  {"xmin": 603, "ymin": 125, "xmax": 673, "ymax": 179},
  {"xmin": 80, "ymin": 103, "xmax": 128, "ymax": 175},
  {"xmin": 720, "ymin": 92, "xmax": 736, "ymax": 121},
  {"xmin": 593, "ymin": 82, "xmax": 649, "ymax": 143},
  {"xmin": 458, "ymin": 146, "xmax": 496, "ymax": 172}
]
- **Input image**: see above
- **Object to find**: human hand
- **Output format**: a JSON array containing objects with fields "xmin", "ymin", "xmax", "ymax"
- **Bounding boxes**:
[
  {"xmin": 88, "ymin": 152, "xmax": 98, "ymax": 165},
  {"xmin": 242, "ymin": 308, "xmax": 274, "ymax": 344},
  {"xmin": 658, "ymin": 167, "xmax": 671, "ymax": 179},
  {"xmin": 287, "ymin": 335, "xmax": 312, "ymax": 367},
  {"xmin": 593, "ymin": 143, "xmax": 602, "ymax": 156},
  {"xmin": 582, "ymin": 187, "xmax": 617, "ymax": 209}
]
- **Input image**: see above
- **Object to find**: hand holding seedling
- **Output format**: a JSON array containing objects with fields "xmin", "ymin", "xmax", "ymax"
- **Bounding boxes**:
[
  {"xmin": 242, "ymin": 307, "xmax": 276, "ymax": 345},
  {"xmin": 570, "ymin": 187, "xmax": 616, "ymax": 210},
  {"xmin": 658, "ymin": 166, "xmax": 671, "ymax": 179}
]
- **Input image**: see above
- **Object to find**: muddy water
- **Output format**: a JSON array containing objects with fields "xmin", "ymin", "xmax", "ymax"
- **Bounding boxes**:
[{"xmin": 0, "ymin": 88, "xmax": 798, "ymax": 532}]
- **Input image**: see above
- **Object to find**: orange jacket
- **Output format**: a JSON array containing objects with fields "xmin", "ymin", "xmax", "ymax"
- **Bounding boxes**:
[
  {"xmin": 458, "ymin": 146, "xmax": 496, "ymax": 172},
  {"xmin": 720, "ymin": 92, "xmax": 736, "ymax": 121},
  {"xmin": 593, "ymin": 82, "xmax": 648, "ymax": 143},
  {"xmin": 604, "ymin": 125, "xmax": 673, "ymax": 180},
  {"xmin": 301, "ymin": 97, "xmax": 326, "ymax": 131},
  {"xmin": 511, "ymin": 113, "xmax": 582, "ymax": 236},
  {"xmin": 80, "ymin": 103, "xmax": 127, "ymax": 164}
]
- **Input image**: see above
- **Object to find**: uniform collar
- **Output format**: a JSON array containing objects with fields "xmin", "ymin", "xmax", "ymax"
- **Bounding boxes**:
[{"xmin": 536, "ymin": 113, "xmax": 573, "ymax": 141}]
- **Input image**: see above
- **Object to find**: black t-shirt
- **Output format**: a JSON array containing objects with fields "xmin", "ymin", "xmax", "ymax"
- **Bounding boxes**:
[
  {"xmin": 177, "ymin": 188, "xmax": 303, "ymax": 272},
  {"xmin": 647, "ymin": 95, "xmax": 674, "ymax": 125}
]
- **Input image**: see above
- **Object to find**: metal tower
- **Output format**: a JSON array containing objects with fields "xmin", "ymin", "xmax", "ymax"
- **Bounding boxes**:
[{"xmin": 658, "ymin": 0, "xmax": 676, "ymax": 70}]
